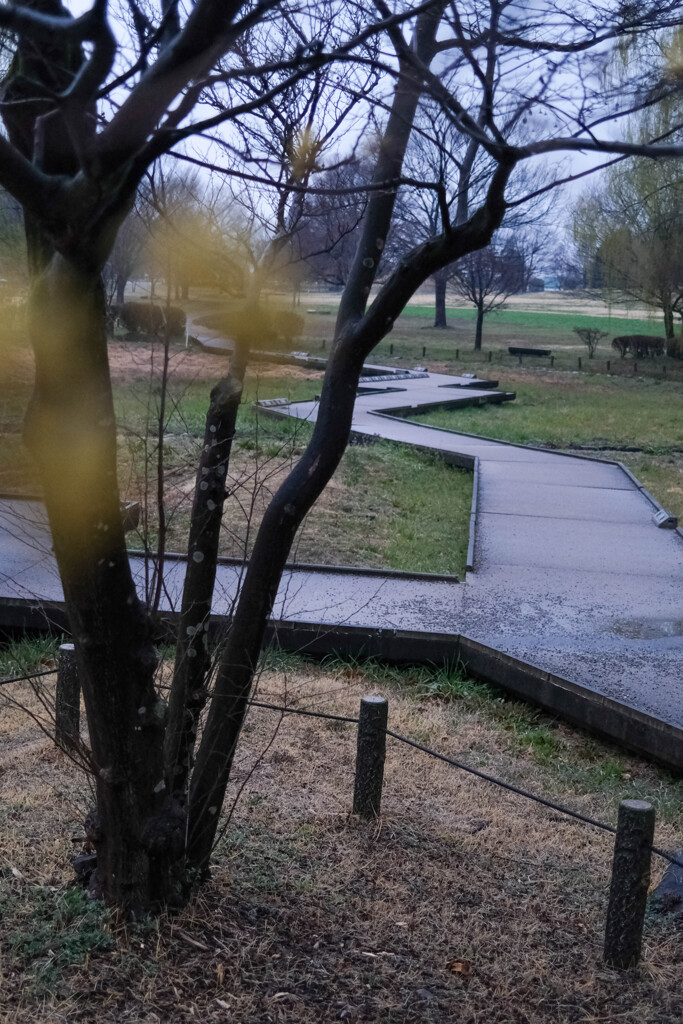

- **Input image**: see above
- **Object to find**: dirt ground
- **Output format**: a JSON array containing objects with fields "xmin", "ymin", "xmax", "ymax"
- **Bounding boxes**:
[
  {"xmin": 0, "ymin": 659, "xmax": 681, "ymax": 1023},
  {"xmin": 106, "ymin": 340, "xmax": 322, "ymax": 386}
]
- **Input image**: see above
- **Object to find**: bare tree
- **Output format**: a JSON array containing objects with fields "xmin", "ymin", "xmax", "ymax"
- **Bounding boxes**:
[
  {"xmin": 1, "ymin": 0, "xmax": 682, "ymax": 914},
  {"xmin": 451, "ymin": 235, "xmax": 540, "ymax": 349},
  {"xmin": 574, "ymin": 106, "xmax": 683, "ymax": 354}
]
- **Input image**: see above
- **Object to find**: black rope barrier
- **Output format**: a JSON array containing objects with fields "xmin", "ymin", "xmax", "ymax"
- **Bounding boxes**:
[
  {"xmin": 3, "ymin": 668, "xmax": 682, "ymax": 870},
  {"xmin": 247, "ymin": 698, "xmax": 359, "ymax": 725},
  {"xmin": 0, "ymin": 667, "xmax": 56, "ymax": 688},
  {"xmin": 245, "ymin": 696, "xmax": 683, "ymax": 870}
]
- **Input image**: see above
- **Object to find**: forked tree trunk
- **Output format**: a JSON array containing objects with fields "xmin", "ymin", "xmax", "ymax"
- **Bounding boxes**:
[
  {"xmin": 26, "ymin": 255, "xmax": 175, "ymax": 910},
  {"xmin": 433, "ymin": 271, "xmax": 448, "ymax": 328}
]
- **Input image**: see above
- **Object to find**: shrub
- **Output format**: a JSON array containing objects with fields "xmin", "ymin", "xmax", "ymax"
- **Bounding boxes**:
[
  {"xmin": 573, "ymin": 325, "xmax": 607, "ymax": 358},
  {"xmin": 113, "ymin": 301, "xmax": 186, "ymax": 337},
  {"xmin": 277, "ymin": 310, "xmax": 305, "ymax": 342}
]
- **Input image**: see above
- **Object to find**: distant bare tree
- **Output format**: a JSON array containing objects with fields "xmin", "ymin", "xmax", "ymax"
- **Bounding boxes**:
[{"xmin": 450, "ymin": 238, "xmax": 538, "ymax": 349}]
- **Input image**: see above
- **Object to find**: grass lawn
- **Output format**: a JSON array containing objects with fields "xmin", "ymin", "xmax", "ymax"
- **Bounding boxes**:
[
  {"xmin": 299, "ymin": 301, "xmax": 681, "ymax": 377},
  {"xmin": 113, "ymin": 359, "xmax": 472, "ymax": 577},
  {"xmin": 1, "ymin": 643, "xmax": 681, "ymax": 1023}
]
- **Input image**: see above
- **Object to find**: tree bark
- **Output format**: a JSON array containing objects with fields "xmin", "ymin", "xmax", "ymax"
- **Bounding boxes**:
[
  {"xmin": 26, "ymin": 256, "xmax": 176, "ymax": 910},
  {"xmin": 663, "ymin": 301, "xmax": 675, "ymax": 355},
  {"xmin": 433, "ymin": 271, "xmax": 448, "ymax": 328},
  {"xmin": 163, "ymin": 366, "xmax": 244, "ymax": 807},
  {"xmin": 474, "ymin": 303, "xmax": 484, "ymax": 350}
]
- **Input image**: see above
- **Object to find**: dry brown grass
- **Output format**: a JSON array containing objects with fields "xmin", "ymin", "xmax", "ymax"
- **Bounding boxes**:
[{"xmin": 0, "ymin": 657, "xmax": 681, "ymax": 1023}]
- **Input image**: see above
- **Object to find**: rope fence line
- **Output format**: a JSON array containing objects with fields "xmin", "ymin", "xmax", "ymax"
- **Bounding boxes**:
[
  {"xmin": 0, "ymin": 667, "xmax": 56, "ymax": 688},
  {"xmin": 5, "ymin": 660, "xmax": 683, "ymax": 965},
  {"xmin": 246, "ymin": 695, "xmax": 683, "ymax": 872},
  {"xmin": 3, "ymin": 665, "xmax": 682, "ymax": 873}
]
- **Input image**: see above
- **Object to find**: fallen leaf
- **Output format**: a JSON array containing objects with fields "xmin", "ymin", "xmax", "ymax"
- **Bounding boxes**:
[{"xmin": 447, "ymin": 957, "xmax": 472, "ymax": 978}]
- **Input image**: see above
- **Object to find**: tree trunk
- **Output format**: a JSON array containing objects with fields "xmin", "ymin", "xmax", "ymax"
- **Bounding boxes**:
[
  {"xmin": 26, "ymin": 255, "xmax": 176, "ymax": 911},
  {"xmin": 474, "ymin": 303, "xmax": 484, "ymax": 350},
  {"xmin": 663, "ymin": 301, "xmax": 675, "ymax": 355},
  {"xmin": 186, "ymin": 0, "xmax": 457, "ymax": 875},
  {"xmin": 433, "ymin": 272, "xmax": 448, "ymax": 328},
  {"xmin": 186, "ymin": 337, "xmax": 366, "ymax": 873},
  {"xmin": 163, "ymin": 367, "xmax": 245, "ymax": 807},
  {"xmin": 116, "ymin": 275, "xmax": 126, "ymax": 305}
]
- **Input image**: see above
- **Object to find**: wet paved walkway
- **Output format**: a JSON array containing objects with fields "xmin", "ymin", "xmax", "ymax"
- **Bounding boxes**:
[
  {"xmin": 277, "ymin": 369, "xmax": 683, "ymax": 735},
  {"xmin": 1, "ymin": 367, "xmax": 681, "ymax": 760}
]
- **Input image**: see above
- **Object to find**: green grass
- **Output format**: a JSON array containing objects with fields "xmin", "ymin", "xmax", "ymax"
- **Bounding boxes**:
[
  {"xmin": 115, "ymin": 369, "xmax": 473, "ymax": 576},
  {"xmin": 412, "ymin": 377, "xmax": 683, "ymax": 451},
  {"xmin": 397, "ymin": 304, "xmax": 666, "ymax": 337},
  {"xmin": 113, "ymin": 368, "xmax": 321, "ymax": 439},
  {"xmin": 0, "ymin": 635, "xmax": 61, "ymax": 679},
  {"xmin": 337, "ymin": 442, "xmax": 472, "ymax": 575},
  {"xmin": 1, "ymin": 886, "xmax": 113, "ymax": 997}
]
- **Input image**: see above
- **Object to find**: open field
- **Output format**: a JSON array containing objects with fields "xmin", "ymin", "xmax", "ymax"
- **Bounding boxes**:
[
  {"xmin": 299, "ymin": 287, "xmax": 668, "ymax": 322},
  {"xmin": 0, "ymin": 642, "xmax": 681, "ymax": 1023}
]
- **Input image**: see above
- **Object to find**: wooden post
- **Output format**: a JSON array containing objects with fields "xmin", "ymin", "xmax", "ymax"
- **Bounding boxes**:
[
  {"xmin": 55, "ymin": 643, "xmax": 80, "ymax": 747},
  {"xmin": 578, "ymin": 356, "xmax": 582, "ymax": 369},
  {"xmin": 604, "ymin": 799, "xmax": 655, "ymax": 970},
  {"xmin": 488, "ymin": 350, "xmax": 492, "ymax": 363},
  {"xmin": 456, "ymin": 348, "xmax": 460, "ymax": 359},
  {"xmin": 422, "ymin": 345, "xmax": 426, "ymax": 357},
  {"xmin": 389, "ymin": 343, "xmax": 394, "ymax": 355},
  {"xmin": 606, "ymin": 360, "xmax": 610, "ymax": 372},
  {"xmin": 634, "ymin": 361, "xmax": 638, "ymax": 374},
  {"xmin": 550, "ymin": 355, "xmax": 554, "ymax": 367},
  {"xmin": 518, "ymin": 354, "xmax": 522, "ymax": 366},
  {"xmin": 321, "ymin": 338, "xmax": 326, "ymax": 350},
  {"xmin": 353, "ymin": 696, "xmax": 388, "ymax": 819}
]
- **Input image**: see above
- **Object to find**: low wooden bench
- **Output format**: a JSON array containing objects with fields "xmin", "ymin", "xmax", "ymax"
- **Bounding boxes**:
[{"xmin": 508, "ymin": 346, "xmax": 552, "ymax": 357}]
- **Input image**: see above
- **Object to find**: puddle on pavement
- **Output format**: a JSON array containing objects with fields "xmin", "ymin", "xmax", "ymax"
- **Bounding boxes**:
[{"xmin": 610, "ymin": 618, "xmax": 683, "ymax": 639}]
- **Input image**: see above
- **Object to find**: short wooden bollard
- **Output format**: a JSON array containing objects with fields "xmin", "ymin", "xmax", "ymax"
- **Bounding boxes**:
[
  {"xmin": 488, "ymin": 350, "xmax": 492, "ymax": 363},
  {"xmin": 606, "ymin": 360, "xmax": 610, "ymax": 372},
  {"xmin": 604, "ymin": 799, "xmax": 655, "ymax": 970},
  {"xmin": 353, "ymin": 696, "xmax": 388, "ymax": 819},
  {"xmin": 422, "ymin": 345, "xmax": 426, "ymax": 357},
  {"xmin": 578, "ymin": 356, "xmax": 582, "ymax": 370},
  {"xmin": 389, "ymin": 343, "xmax": 394, "ymax": 355},
  {"xmin": 55, "ymin": 643, "xmax": 80, "ymax": 747},
  {"xmin": 550, "ymin": 355, "xmax": 554, "ymax": 367},
  {"xmin": 455, "ymin": 348, "xmax": 460, "ymax": 359}
]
